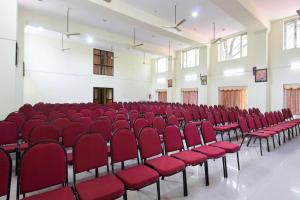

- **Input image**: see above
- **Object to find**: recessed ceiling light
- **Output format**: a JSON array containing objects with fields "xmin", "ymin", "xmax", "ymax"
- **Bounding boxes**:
[
  {"xmin": 191, "ymin": 11, "xmax": 199, "ymax": 18},
  {"xmin": 86, "ymin": 36, "xmax": 94, "ymax": 44}
]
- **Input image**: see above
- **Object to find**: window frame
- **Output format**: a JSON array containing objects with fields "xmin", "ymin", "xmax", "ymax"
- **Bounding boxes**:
[
  {"xmin": 218, "ymin": 33, "xmax": 248, "ymax": 62},
  {"xmin": 156, "ymin": 57, "xmax": 168, "ymax": 73},
  {"xmin": 284, "ymin": 18, "xmax": 300, "ymax": 50},
  {"xmin": 182, "ymin": 48, "xmax": 200, "ymax": 69}
]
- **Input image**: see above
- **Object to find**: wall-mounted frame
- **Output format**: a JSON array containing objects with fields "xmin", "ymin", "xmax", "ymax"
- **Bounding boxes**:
[
  {"xmin": 255, "ymin": 69, "xmax": 267, "ymax": 82},
  {"xmin": 200, "ymin": 75, "xmax": 207, "ymax": 85},
  {"xmin": 168, "ymin": 79, "xmax": 173, "ymax": 87}
]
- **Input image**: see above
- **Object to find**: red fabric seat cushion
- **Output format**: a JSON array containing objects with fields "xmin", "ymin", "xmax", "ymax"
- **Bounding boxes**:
[
  {"xmin": 191, "ymin": 121, "xmax": 201, "ymax": 126},
  {"xmin": 257, "ymin": 130, "xmax": 277, "ymax": 135},
  {"xmin": 171, "ymin": 150, "xmax": 207, "ymax": 166},
  {"xmin": 192, "ymin": 145, "xmax": 225, "ymax": 159},
  {"xmin": 76, "ymin": 174, "xmax": 124, "ymax": 200},
  {"xmin": 19, "ymin": 143, "xmax": 29, "ymax": 151},
  {"xmin": 213, "ymin": 126, "xmax": 231, "ymax": 131},
  {"xmin": 23, "ymin": 187, "xmax": 75, "ymax": 200},
  {"xmin": 228, "ymin": 123, "xmax": 239, "ymax": 129},
  {"xmin": 116, "ymin": 165, "xmax": 159, "ymax": 189},
  {"xmin": 245, "ymin": 132, "xmax": 270, "ymax": 138},
  {"xmin": 145, "ymin": 156, "xmax": 185, "ymax": 176},
  {"xmin": 210, "ymin": 142, "xmax": 240, "ymax": 153},
  {"xmin": 67, "ymin": 153, "xmax": 73, "ymax": 164}
]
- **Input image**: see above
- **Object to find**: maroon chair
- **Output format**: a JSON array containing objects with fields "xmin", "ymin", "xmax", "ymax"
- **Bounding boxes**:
[
  {"xmin": 167, "ymin": 115, "xmax": 179, "ymax": 127},
  {"xmin": 239, "ymin": 116, "xmax": 271, "ymax": 156},
  {"xmin": 182, "ymin": 110, "xmax": 201, "ymax": 126},
  {"xmin": 74, "ymin": 117, "xmax": 92, "ymax": 132},
  {"xmin": 183, "ymin": 123, "xmax": 228, "ymax": 178},
  {"xmin": 111, "ymin": 129, "xmax": 160, "ymax": 199},
  {"xmin": 201, "ymin": 121, "xmax": 240, "ymax": 170},
  {"xmin": 138, "ymin": 127, "xmax": 188, "ymax": 197},
  {"xmin": 115, "ymin": 113, "xmax": 127, "ymax": 121},
  {"xmin": 129, "ymin": 112, "xmax": 138, "ymax": 128},
  {"xmin": 0, "ymin": 121, "xmax": 18, "ymax": 154},
  {"xmin": 17, "ymin": 142, "xmax": 75, "ymax": 200},
  {"xmin": 73, "ymin": 134, "xmax": 125, "ymax": 200},
  {"xmin": 0, "ymin": 148, "xmax": 12, "ymax": 200},
  {"xmin": 52, "ymin": 118, "xmax": 71, "ymax": 137},
  {"xmin": 90, "ymin": 119, "xmax": 112, "ymax": 142},
  {"xmin": 164, "ymin": 125, "xmax": 209, "ymax": 186},
  {"xmin": 5, "ymin": 114, "xmax": 25, "ymax": 133},
  {"xmin": 113, "ymin": 120, "xmax": 130, "ymax": 132},
  {"xmin": 133, "ymin": 118, "xmax": 149, "ymax": 138},
  {"xmin": 144, "ymin": 112, "xmax": 155, "ymax": 125},
  {"xmin": 29, "ymin": 125, "xmax": 59, "ymax": 145},
  {"xmin": 21, "ymin": 119, "xmax": 44, "ymax": 144}
]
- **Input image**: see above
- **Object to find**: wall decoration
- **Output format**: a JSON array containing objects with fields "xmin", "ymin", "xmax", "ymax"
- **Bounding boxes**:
[
  {"xmin": 168, "ymin": 79, "xmax": 173, "ymax": 87},
  {"xmin": 255, "ymin": 69, "xmax": 267, "ymax": 82},
  {"xmin": 200, "ymin": 75, "xmax": 207, "ymax": 85}
]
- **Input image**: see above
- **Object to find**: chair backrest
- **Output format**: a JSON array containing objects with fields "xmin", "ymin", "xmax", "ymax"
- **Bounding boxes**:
[
  {"xmin": 18, "ymin": 142, "xmax": 68, "ymax": 196},
  {"xmin": 129, "ymin": 112, "xmax": 139, "ymax": 128},
  {"xmin": 111, "ymin": 129, "xmax": 138, "ymax": 165},
  {"xmin": 164, "ymin": 125, "xmax": 184, "ymax": 153},
  {"xmin": 213, "ymin": 110, "xmax": 223, "ymax": 124},
  {"xmin": 90, "ymin": 119, "xmax": 112, "ymax": 142},
  {"xmin": 62, "ymin": 122, "xmax": 86, "ymax": 148},
  {"xmin": 52, "ymin": 118, "xmax": 71, "ymax": 136},
  {"xmin": 104, "ymin": 110, "xmax": 115, "ymax": 122},
  {"xmin": 201, "ymin": 121, "xmax": 217, "ymax": 143},
  {"xmin": 259, "ymin": 113, "xmax": 269, "ymax": 128},
  {"xmin": 206, "ymin": 111, "xmax": 216, "ymax": 125},
  {"xmin": 21, "ymin": 119, "xmax": 44, "ymax": 142},
  {"xmin": 0, "ymin": 121, "xmax": 18, "ymax": 146},
  {"xmin": 115, "ymin": 113, "xmax": 127, "ymax": 121},
  {"xmin": 133, "ymin": 118, "xmax": 149, "ymax": 137},
  {"xmin": 73, "ymin": 134, "xmax": 107, "ymax": 176},
  {"xmin": 0, "ymin": 148, "xmax": 12, "ymax": 198},
  {"xmin": 252, "ymin": 114, "xmax": 263, "ymax": 129},
  {"xmin": 152, "ymin": 116, "xmax": 165, "ymax": 135},
  {"xmin": 245, "ymin": 114, "xmax": 257, "ymax": 131},
  {"xmin": 192, "ymin": 109, "xmax": 200, "ymax": 121},
  {"xmin": 138, "ymin": 127, "xmax": 162, "ymax": 160},
  {"xmin": 228, "ymin": 110, "xmax": 236, "ymax": 123},
  {"xmin": 199, "ymin": 107, "xmax": 207, "ymax": 120},
  {"xmin": 31, "ymin": 114, "xmax": 48, "ymax": 122},
  {"xmin": 167, "ymin": 115, "xmax": 179, "ymax": 126},
  {"xmin": 238, "ymin": 116, "xmax": 250, "ymax": 133},
  {"xmin": 5, "ymin": 114, "xmax": 25, "ymax": 132},
  {"xmin": 183, "ymin": 123, "xmax": 203, "ymax": 148},
  {"xmin": 183, "ymin": 110, "xmax": 193, "ymax": 122},
  {"xmin": 144, "ymin": 112, "xmax": 155, "ymax": 125},
  {"xmin": 75, "ymin": 117, "xmax": 92, "ymax": 132},
  {"xmin": 221, "ymin": 110, "xmax": 230, "ymax": 123},
  {"xmin": 113, "ymin": 120, "xmax": 130, "ymax": 132},
  {"xmin": 29, "ymin": 125, "xmax": 59, "ymax": 145},
  {"xmin": 69, "ymin": 113, "xmax": 83, "ymax": 121}
]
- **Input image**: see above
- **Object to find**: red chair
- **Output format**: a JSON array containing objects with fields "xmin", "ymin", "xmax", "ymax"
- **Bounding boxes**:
[
  {"xmin": 239, "ymin": 116, "xmax": 271, "ymax": 156},
  {"xmin": 62, "ymin": 122, "xmax": 87, "ymax": 164},
  {"xmin": 201, "ymin": 121, "xmax": 240, "ymax": 170},
  {"xmin": 111, "ymin": 129, "xmax": 160, "ymax": 199},
  {"xmin": 182, "ymin": 110, "xmax": 201, "ymax": 126},
  {"xmin": 183, "ymin": 123, "xmax": 228, "ymax": 178},
  {"xmin": 21, "ymin": 119, "xmax": 44, "ymax": 144},
  {"xmin": 0, "ymin": 148, "xmax": 12, "ymax": 200},
  {"xmin": 164, "ymin": 125, "xmax": 209, "ymax": 186},
  {"xmin": 138, "ymin": 127, "xmax": 188, "ymax": 197},
  {"xmin": 144, "ymin": 112, "xmax": 155, "ymax": 125},
  {"xmin": 74, "ymin": 117, "xmax": 92, "ymax": 132},
  {"xmin": 5, "ymin": 114, "xmax": 25, "ymax": 133},
  {"xmin": 152, "ymin": 116, "xmax": 165, "ymax": 136},
  {"xmin": 0, "ymin": 121, "xmax": 18, "ymax": 154},
  {"xmin": 113, "ymin": 120, "xmax": 130, "ymax": 132},
  {"xmin": 115, "ymin": 113, "xmax": 127, "ymax": 121},
  {"xmin": 17, "ymin": 142, "xmax": 75, "ymax": 200},
  {"xmin": 133, "ymin": 118, "xmax": 149, "ymax": 138},
  {"xmin": 90, "ymin": 119, "xmax": 112, "ymax": 142},
  {"xmin": 52, "ymin": 118, "xmax": 71, "ymax": 137},
  {"xmin": 167, "ymin": 115, "xmax": 179, "ymax": 127},
  {"xmin": 29, "ymin": 125, "xmax": 59, "ymax": 146},
  {"xmin": 73, "ymin": 134, "xmax": 125, "ymax": 200}
]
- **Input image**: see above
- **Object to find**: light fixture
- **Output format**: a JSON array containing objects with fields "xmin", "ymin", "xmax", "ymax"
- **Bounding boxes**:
[
  {"xmin": 157, "ymin": 77, "xmax": 166, "ymax": 84},
  {"xmin": 224, "ymin": 68, "xmax": 245, "ymax": 77},
  {"xmin": 37, "ymin": 26, "xmax": 44, "ymax": 31},
  {"xmin": 185, "ymin": 74, "xmax": 197, "ymax": 81},
  {"xmin": 191, "ymin": 10, "xmax": 199, "ymax": 18},
  {"xmin": 86, "ymin": 36, "xmax": 94, "ymax": 44},
  {"xmin": 291, "ymin": 62, "xmax": 300, "ymax": 70}
]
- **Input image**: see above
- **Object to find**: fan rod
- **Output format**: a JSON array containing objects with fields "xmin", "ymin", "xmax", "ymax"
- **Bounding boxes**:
[
  {"xmin": 175, "ymin": 5, "xmax": 177, "ymax": 24},
  {"xmin": 168, "ymin": 40, "xmax": 171, "ymax": 58},
  {"xmin": 61, "ymin": 33, "xmax": 64, "ymax": 48},
  {"xmin": 133, "ymin": 28, "xmax": 136, "ymax": 45},
  {"xmin": 67, "ymin": 8, "xmax": 70, "ymax": 33},
  {"xmin": 213, "ymin": 22, "xmax": 216, "ymax": 40}
]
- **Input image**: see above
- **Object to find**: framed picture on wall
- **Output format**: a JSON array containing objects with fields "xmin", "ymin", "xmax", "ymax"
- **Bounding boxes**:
[
  {"xmin": 200, "ymin": 75, "xmax": 207, "ymax": 85},
  {"xmin": 255, "ymin": 69, "xmax": 267, "ymax": 82},
  {"xmin": 168, "ymin": 79, "xmax": 173, "ymax": 87}
]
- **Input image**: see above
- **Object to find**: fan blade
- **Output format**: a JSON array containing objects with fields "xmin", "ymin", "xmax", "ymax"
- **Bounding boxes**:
[
  {"xmin": 161, "ymin": 25, "xmax": 176, "ymax": 29},
  {"xmin": 213, "ymin": 38, "xmax": 222, "ymax": 44},
  {"xmin": 66, "ymin": 33, "xmax": 81, "ymax": 37},
  {"xmin": 174, "ymin": 27, "xmax": 181, "ymax": 32},
  {"xmin": 176, "ymin": 19, "xmax": 186, "ymax": 27},
  {"xmin": 61, "ymin": 48, "xmax": 71, "ymax": 51},
  {"xmin": 134, "ymin": 43, "xmax": 144, "ymax": 47}
]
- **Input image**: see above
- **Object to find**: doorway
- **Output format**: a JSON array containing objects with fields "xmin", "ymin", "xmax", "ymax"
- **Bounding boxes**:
[{"xmin": 93, "ymin": 87, "xmax": 113, "ymax": 105}]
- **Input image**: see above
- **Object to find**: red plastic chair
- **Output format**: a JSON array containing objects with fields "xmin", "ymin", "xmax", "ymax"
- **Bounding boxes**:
[
  {"xmin": 138, "ymin": 127, "xmax": 188, "ymax": 197},
  {"xmin": 21, "ymin": 119, "xmax": 44, "ymax": 143},
  {"xmin": 52, "ymin": 118, "xmax": 71, "ymax": 137},
  {"xmin": 73, "ymin": 134, "xmax": 125, "ymax": 200},
  {"xmin": 182, "ymin": 110, "xmax": 201, "ymax": 126},
  {"xmin": 183, "ymin": 123, "xmax": 228, "ymax": 178},
  {"xmin": 29, "ymin": 125, "xmax": 59, "ymax": 146},
  {"xmin": 111, "ymin": 129, "xmax": 160, "ymax": 199},
  {"xmin": 167, "ymin": 115, "xmax": 179, "ymax": 127},
  {"xmin": 133, "ymin": 118, "xmax": 149, "ymax": 138},
  {"xmin": 113, "ymin": 120, "xmax": 130, "ymax": 132},
  {"xmin": 90, "ymin": 119, "xmax": 112, "ymax": 142},
  {"xmin": 17, "ymin": 142, "xmax": 75, "ymax": 200},
  {"xmin": 201, "ymin": 121, "xmax": 240, "ymax": 170},
  {"xmin": 164, "ymin": 125, "xmax": 209, "ymax": 185},
  {"xmin": 152, "ymin": 116, "xmax": 165, "ymax": 136},
  {"xmin": 0, "ymin": 148, "xmax": 12, "ymax": 200},
  {"xmin": 144, "ymin": 112, "xmax": 155, "ymax": 125}
]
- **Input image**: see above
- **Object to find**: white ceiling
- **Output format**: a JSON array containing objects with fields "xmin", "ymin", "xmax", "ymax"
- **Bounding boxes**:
[{"xmin": 19, "ymin": 0, "xmax": 300, "ymax": 55}]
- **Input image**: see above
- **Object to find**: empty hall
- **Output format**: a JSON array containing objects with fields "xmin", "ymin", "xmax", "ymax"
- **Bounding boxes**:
[{"xmin": 1, "ymin": 0, "xmax": 300, "ymax": 200}]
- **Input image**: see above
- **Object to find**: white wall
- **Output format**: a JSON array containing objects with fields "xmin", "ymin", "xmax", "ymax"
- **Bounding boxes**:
[{"xmin": 24, "ymin": 31, "xmax": 152, "ymax": 104}]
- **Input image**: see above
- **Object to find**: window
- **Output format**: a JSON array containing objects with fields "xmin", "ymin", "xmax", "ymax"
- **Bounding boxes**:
[
  {"xmin": 218, "ymin": 34, "xmax": 247, "ymax": 62},
  {"xmin": 93, "ymin": 49, "xmax": 114, "ymax": 76},
  {"xmin": 284, "ymin": 19, "xmax": 300, "ymax": 49},
  {"xmin": 156, "ymin": 57, "xmax": 168, "ymax": 73},
  {"xmin": 182, "ymin": 48, "xmax": 199, "ymax": 68}
]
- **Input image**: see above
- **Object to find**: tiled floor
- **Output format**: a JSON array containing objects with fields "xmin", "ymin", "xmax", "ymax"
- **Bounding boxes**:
[{"xmin": 3, "ymin": 134, "xmax": 300, "ymax": 200}]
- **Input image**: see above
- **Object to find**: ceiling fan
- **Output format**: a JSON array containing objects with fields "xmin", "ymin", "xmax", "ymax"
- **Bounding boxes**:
[
  {"xmin": 65, "ymin": 8, "xmax": 81, "ymax": 38},
  {"xmin": 103, "ymin": 0, "xmax": 112, "ymax": 2},
  {"xmin": 297, "ymin": 10, "xmax": 300, "ymax": 19},
  {"xmin": 161, "ymin": 5, "xmax": 186, "ymax": 32},
  {"xmin": 60, "ymin": 33, "xmax": 71, "ymax": 51},
  {"xmin": 131, "ymin": 29, "xmax": 144, "ymax": 48},
  {"xmin": 211, "ymin": 22, "xmax": 222, "ymax": 44}
]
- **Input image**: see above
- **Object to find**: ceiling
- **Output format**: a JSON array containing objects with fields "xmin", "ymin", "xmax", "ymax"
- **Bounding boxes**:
[{"xmin": 19, "ymin": 0, "xmax": 299, "ymax": 56}]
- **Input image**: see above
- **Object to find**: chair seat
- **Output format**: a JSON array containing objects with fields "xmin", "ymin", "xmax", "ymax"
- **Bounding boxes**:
[
  {"xmin": 171, "ymin": 150, "xmax": 207, "ymax": 166},
  {"xmin": 245, "ymin": 132, "xmax": 270, "ymax": 138},
  {"xmin": 191, "ymin": 121, "xmax": 201, "ymax": 126},
  {"xmin": 67, "ymin": 153, "xmax": 73, "ymax": 164},
  {"xmin": 116, "ymin": 165, "xmax": 159, "ymax": 189},
  {"xmin": 23, "ymin": 187, "xmax": 75, "ymax": 200},
  {"xmin": 145, "ymin": 155, "xmax": 185, "ymax": 176},
  {"xmin": 228, "ymin": 123, "xmax": 239, "ymax": 129},
  {"xmin": 210, "ymin": 142, "xmax": 240, "ymax": 153},
  {"xmin": 258, "ymin": 130, "xmax": 278, "ymax": 135},
  {"xmin": 76, "ymin": 174, "xmax": 124, "ymax": 200},
  {"xmin": 19, "ymin": 143, "xmax": 29, "ymax": 151},
  {"xmin": 1, "ymin": 144, "xmax": 17, "ymax": 153},
  {"xmin": 192, "ymin": 145, "xmax": 226, "ymax": 159},
  {"xmin": 213, "ymin": 126, "xmax": 231, "ymax": 131}
]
